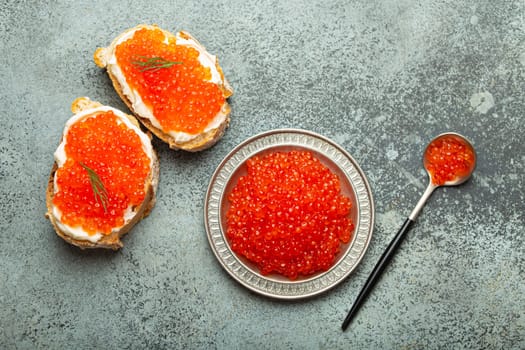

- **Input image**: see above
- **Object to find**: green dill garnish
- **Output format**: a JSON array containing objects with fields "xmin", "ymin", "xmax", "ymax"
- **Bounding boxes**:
[
  {"xmin": 132, "ymin": 55, "xmax": 182, "ymax": 72},
  {"xmin": 79, "ymin": 162, "xmax": 109, "ymax": 213}
]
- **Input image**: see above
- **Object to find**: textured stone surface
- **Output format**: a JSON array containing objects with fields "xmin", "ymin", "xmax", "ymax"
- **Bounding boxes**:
[{"xmin": 1, "ymin": 0, "xmax": 524, "ymax": 349}]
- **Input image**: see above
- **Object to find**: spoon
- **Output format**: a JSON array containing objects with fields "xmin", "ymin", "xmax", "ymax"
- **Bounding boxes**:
[{"xmin": 341, "ymin": 132, "xmax": 476, "ymax": 331}]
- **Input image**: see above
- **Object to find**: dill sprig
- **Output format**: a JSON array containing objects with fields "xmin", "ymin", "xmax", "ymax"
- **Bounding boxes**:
[
  {"xmin": 79, "ymin": 162, "xmax": 109, "ymax": 213},
  {"xmin": 132, "ymin": 55, "xmax": 182, "ymax": 72}
]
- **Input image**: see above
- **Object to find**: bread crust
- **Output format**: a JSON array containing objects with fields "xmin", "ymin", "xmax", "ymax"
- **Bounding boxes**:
[
  {"xmin": 45, "ymin": 97, "xmax": 159, "ymax": 250},
  {"xmin": 94, "ymin": 24, "xmax": 234, "ymax": 152}
]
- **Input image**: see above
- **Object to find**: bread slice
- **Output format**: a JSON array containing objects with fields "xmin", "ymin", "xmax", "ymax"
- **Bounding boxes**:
[
  {"xmin": 94, "ymin": 24, "xmax": 234, "ymax": 151},
  {"xmin": 45, "ymin": 97, "xmax": 160, "ymax": 250}
]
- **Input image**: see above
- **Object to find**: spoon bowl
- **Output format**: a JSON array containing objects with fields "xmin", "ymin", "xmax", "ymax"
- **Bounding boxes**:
[
  {"xmin": 410, "ymin": 132, "xmax": 477, "ymax": 221},
  {"xmin": 423, "ymin": 132, "xmax": 477, "ymax": 187}
]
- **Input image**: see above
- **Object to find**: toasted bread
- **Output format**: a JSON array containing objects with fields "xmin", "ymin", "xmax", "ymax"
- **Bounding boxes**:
[
  {"xmin": 94, "ymin": 24, "xmax": 233, "ymax": 151},
  {"xmin": 45, "ymin": 97, "xmax": 159, "ymax": 250}
]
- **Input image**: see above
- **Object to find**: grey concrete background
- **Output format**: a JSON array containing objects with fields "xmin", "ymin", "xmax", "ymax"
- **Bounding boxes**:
[{"xmin": 1, "ymin": 0, "xmax": 524, "ymax": 349}]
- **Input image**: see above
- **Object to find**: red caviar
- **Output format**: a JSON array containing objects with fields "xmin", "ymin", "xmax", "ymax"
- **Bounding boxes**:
[
  {"xmin": 226, "ymin": 150, "xmax": 354, "ymax": 280},
  {"xmin": 53, "ymin": 111, "xmax": 151, "ymax": 235},
  {"xmin": 114, "ymin": 28, "xmax": 225, "ymax": 134},
  {"xmin": 424, "ymin": 135, "xmax": 475, "ymax": 185}
]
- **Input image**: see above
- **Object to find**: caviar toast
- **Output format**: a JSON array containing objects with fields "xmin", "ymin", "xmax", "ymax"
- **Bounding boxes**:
[
  {"xmin": 45, "ymin": 97, "xmax": 159, "ymax": 250},
  {"xmin": 94, "ymin": 24, "xmax": 233, "ymax": 151}
]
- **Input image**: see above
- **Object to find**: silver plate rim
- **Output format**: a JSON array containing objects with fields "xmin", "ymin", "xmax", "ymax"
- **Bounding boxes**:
[{"xmin": 204, "ymin": 128, "xmax": 374, "ymax": 300}]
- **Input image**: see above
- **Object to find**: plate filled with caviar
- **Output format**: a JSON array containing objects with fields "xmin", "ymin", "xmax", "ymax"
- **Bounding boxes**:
[{"xmin": 205, "ymin": 129, "xmax": 374, "ymax": 299}]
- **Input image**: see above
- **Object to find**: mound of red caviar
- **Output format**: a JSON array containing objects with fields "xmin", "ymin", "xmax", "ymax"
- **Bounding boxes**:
[
  {"xmin": 424, "ymin": 136, "xmax": 475, "ymax": 186},
  {"xmin": 53, "ymin": 111, "xmax": 151, "ymax": 235},
  {"xmin": 114, "ymin": 28, "xmax": 225, "ymax": 134},
  {"xmin": 226, "ymin": 150, "xmax": 354, "ymax": 280}
]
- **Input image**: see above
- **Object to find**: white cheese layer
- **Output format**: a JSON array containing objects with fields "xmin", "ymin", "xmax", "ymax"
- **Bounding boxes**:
[
  {"xmin": 53, "ymin": 106, "xmax": 154, "ymax": 243},
  {"xmin": 105, "ymin": 26, "xmax": 227, "ymax": 143}
]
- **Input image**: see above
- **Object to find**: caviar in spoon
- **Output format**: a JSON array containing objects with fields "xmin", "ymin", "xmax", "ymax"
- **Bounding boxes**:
[{"xmin": 341, "ymin": 132, "xmax": 476, "ymax": 331}]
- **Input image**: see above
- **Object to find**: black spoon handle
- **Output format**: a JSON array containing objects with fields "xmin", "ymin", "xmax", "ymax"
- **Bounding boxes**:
[{"xmin": 341, "ymin": 217, "xmax": 414, "ymax": 331}]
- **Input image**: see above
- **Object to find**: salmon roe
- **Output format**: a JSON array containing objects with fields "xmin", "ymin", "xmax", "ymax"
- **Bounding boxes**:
[
  {"xmin": 226, "ymin": 150, "xmax": 354, "ymax": 280},
  {"xmin": 53, "ymin": 111, "xmax": 151, "ymax": 235},
  {"xmin": 424, "ymin": 136, "xmax": 475, "ymax": 186},
  {"xmin": 115, "ymin": 28, "xmax": 225, "ymax": 134}
]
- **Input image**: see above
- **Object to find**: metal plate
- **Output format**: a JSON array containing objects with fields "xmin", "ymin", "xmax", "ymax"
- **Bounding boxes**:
[{"xmin": 204, "ymin": 129, "xmax": 374, "ymax": 299}]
